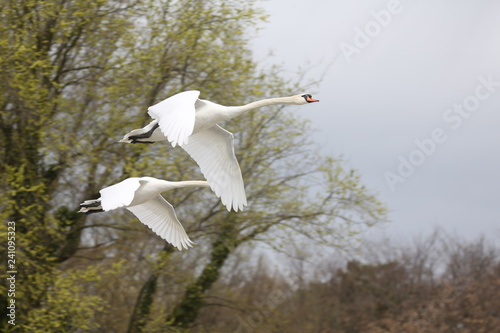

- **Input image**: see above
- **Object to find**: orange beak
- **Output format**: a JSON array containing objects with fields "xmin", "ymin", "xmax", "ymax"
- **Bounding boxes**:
[{"xmin": 306, "ymin": 96, "xmax": 319, "ymax": 103}]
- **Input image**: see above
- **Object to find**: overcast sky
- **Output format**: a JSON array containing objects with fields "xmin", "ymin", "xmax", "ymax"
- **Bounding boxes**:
[{"xmin": 251, "ymin": 0, "xmax": 500, "ymax": 245}]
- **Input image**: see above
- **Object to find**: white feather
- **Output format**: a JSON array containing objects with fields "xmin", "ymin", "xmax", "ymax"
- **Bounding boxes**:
[
  {"xmin": 147, "ymin": 90, "xmax": 200, "ymax": 147},
  {"xmin": 126, "ymin": 195, "xmax": 193, "ymax": 251},
  {"xmin": 100, "ymin": 178, "xmax": 141, "ymax": 211},
  {"xmin": 181, "ymin": 125, "xmax": 246, "ymax": 211}
]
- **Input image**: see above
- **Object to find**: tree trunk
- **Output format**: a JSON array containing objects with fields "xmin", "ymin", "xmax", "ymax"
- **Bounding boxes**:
[
  {"xmin": 127, "ymin": 246, "xmax": 174, "ymax": 333},
  {"xmin": 166, "ymin": 213, "xmax": 239, "ymax": 328},
  {"xmin": 127, "ymin": 273, "xmax": 159, "ymax": 333}
]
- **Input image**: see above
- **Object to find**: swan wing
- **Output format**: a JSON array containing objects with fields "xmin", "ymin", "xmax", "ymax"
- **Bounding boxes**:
[
  {"xmin": 181, "ymin": 125, "xmax": 247, "ymax": 211},
  {"xmin": 126, "ymin": 195, "xmax": 193, "ymax": 250},
  {"xmin": 99, "ymin": 178, "xmax": 141, "ymax": 211},
  {"xmin": 147, "ymin": 90, "xmax": 200, "ymax": 147}
]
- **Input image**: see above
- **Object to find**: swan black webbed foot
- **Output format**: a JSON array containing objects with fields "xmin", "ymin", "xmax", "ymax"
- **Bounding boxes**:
[
  {"xmin": 79, "ymin": 199, "xmax": 104, "ymax": 215},
  {"xmin": 124, "ymin": 123, "xmax": 160, "ymax": 144}
]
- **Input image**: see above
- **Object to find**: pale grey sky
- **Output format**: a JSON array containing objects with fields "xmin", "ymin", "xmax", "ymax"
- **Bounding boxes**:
[{"xmin": 252, "ymin": 0, "xmax": 500, "ymax": 243}]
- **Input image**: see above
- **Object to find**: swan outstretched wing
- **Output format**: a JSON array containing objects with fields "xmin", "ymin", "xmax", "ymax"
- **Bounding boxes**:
[
  {"xmin": 100, "ymin": 178, "xmax": 141, "ymax": 211},
  {"xmin": 147, "ymin": 90, "xmax": 200, "ymax": 147},
  {"xmin": 126, "ymin": 195, "xmax": 193, "ymax": 250},
  {"xmin": 181, "ymin": 125, "xmax": 247, "ymax": 212}
]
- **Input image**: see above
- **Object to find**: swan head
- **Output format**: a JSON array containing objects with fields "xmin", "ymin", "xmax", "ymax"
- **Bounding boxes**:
[{"xmin": 300, "ymin": 94, "xmax": 319, "ymax": 104}]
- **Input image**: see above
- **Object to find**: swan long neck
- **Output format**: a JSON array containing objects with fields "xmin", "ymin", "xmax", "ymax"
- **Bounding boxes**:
[
  {"xmin": 225, "ymin": 96, "xmax": 299, "ymax": 117},
  {"xmin": 166, "ymin": 180, "xmax": 210, "ymax": 189}
]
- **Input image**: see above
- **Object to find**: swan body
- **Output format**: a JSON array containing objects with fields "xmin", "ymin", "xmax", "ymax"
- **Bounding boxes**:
[
  {"xmin": 78, "ymin": 177, "xmax": 209, "ymax": 250},
  {"xmin": 120, "ymin": 91, "xmax": 319, "ymax": 212}
]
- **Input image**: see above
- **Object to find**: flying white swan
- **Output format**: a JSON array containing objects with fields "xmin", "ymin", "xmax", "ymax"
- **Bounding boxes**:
[
  {"xmin": 120, "ymin": 91, "xmax": 319, "ymax": 212},
  {"xmin": 78, "ymin": 177, "xmax": 209, "ymax": 250}
]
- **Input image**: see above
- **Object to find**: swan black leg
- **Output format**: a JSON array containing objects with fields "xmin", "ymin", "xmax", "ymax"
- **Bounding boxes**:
[
  {"xmin": 82, "ymin": 209, "xmax": 104, "ymax": 215},
  {"xmin": 79, "ymin": 199, "xmax": 104, "ymax": 214},
  {"xmin": 80, "ymin": 200, "xmax": 102, "ymax": 208},
  {"xmin": 129, "ymin": 123, "xmax": 160, "ymax": 144}
]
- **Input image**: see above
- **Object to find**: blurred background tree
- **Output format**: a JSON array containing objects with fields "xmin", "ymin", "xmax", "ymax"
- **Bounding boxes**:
[
  {"xmin": 0, "ymin": 0, "xmax": 387, "ymax": 331},
  {"xmin": 191, "ymin": 231, "xmax": 500, "ymax": 333}
]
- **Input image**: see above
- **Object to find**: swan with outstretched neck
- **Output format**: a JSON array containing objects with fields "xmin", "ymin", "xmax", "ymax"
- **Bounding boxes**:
[
  {"xmin": 78, "ymin": 177, "xmax": 209, "ymax": 250},
  {"xmin": 120, "ymin": 91, "xmax": 319, "ymax": 212}
]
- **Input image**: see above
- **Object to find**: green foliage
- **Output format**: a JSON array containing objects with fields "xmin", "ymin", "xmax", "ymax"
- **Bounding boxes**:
[{"xmin": 22, "ymin": 264, "xmax": 122, "ymax": 332}]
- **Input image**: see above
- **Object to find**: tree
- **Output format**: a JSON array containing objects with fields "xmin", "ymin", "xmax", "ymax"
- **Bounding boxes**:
[
  {"xmin": 206, "ymin": 231, "xmax": 499, "ymax": 333},
  {"xmin": 0, "ymin": 0, "xmax": 387, "ymax": 331}
]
